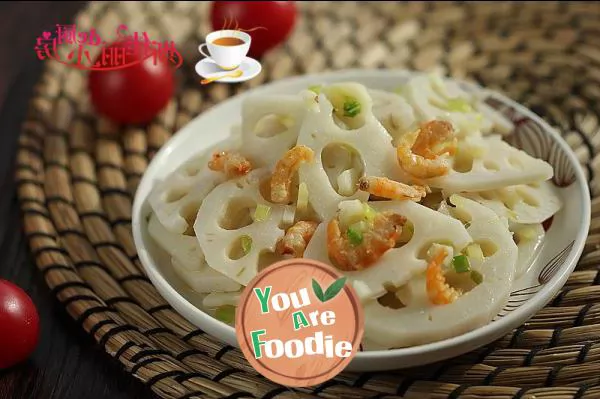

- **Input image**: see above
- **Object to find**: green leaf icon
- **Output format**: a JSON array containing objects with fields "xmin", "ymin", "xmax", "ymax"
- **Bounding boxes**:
[
  {"xmin": 312, "ymin": 278, "xmax": 325, "ymax": 302},
  {"xmin": 323, "ymin": 277, "xmax": 347, "ymax": 302}
]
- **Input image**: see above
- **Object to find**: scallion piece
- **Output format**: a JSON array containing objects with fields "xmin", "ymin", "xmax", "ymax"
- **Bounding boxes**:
[
  {"xmin": 343, "ymin": 98, "xmax": 361, "ymax": 117},
  {"xmin": 346, "ymin": 227, "xmax": 363, "ymax": 246},
  {"xmin": 394, "ymin": 84, "xmax": 407, "ymax": 95},
  {"xmin": 215, "ymin": 305, "xmax": 236, "ymax": 324},
  {"xmin": 362, "ymin": 203, "xmax": 377, "ymax": 222},
  {"xmin": 240, "ymin": 235, "xmax": 252, "ymax": 255},
  {"xmin": 253, "ymin": 204, "xmax": 271, "ymax": 222},
  {"xmin": 297, "ymin": 182, "xmax": 309, "ymax": 211},
  {"xmin": 308, "ymin": 85, "xmax": 322, "ymax": 94},
  {"xmin": 452, "ymin": 254, "xmax": 471, "ymax": 273},
  {"xmin": 444, "ymin": 98, "xmax": 473, "ymax": 113},
  {"xmin": 465, "ymin": 244, "xmax": 484, "ymax": 262},
  {"xmin": 470, "ymin": 270, "xmax": 483, "ymax": 284}
]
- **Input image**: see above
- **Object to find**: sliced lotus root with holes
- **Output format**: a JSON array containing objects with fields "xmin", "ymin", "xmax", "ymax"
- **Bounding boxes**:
[
  {"xmin": 171, "ymin": 257, "xmax": 241, "ymax": 294},
  {"xmin": 303, "ymin": 199, "xmax": 471, "ymax": 301},
  {"xmin": 363, "ymin": 195, "xmax": 517, "ymax": 349},
  {"xmin": 425, "ymin": 135, "xmax": 554, "ymax": 192},
  {"xmin": 147, "ymin": 136, "xmax": 243, "ymax": 234},
  {"xmin": 194, "ymin": 168, "xmax": 287, "ymax": 285},
  {"xmin": 296, "ymin": 82, "xmax": 403, "ymax": 220},
  {"xmin": 457, "ymin": 180, "xmax": 561, "ymax": 224},
  {"xmin": 511, "ymin": 223, "xmax": 545, "ymax": 278},
  {"xmin": 148, "ymin": 213, "xmax": 205, "ymax": 269},
  {"xmin": 241, "ymin": 94, "xmax": 307, "ymax": 168},
  {"xmin": 368, "ymin": 89, "xmax": 416, "ymax": 142},
  {"xmin": 399, "ymin": 74, "xmax": 513, "ymax": 137},
  {"xmin": 148, "ymin": 213, "xmax": 241, "ymax": 293}
]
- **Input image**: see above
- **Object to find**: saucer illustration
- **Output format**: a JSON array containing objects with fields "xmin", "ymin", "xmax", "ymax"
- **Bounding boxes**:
[{"xmin": 195, "ymin": 56, "xmax": 262, "ymax": 84}]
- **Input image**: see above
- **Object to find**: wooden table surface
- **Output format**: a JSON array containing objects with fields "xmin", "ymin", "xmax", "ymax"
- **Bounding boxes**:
[{"xmin": 0, "ymin": 3, "xmax": 155, "ymax": 398}]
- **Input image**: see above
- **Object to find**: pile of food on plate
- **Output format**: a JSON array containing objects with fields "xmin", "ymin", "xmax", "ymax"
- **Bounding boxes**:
[{"xmin": 146, "ymin": 73, "xmax": 560, "ymax": 349}]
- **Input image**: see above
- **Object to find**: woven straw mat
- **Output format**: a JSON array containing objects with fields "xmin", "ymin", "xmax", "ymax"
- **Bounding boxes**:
[{"xmin": 15, "ymin": 2, "xmax": 600, "ymax": 398}]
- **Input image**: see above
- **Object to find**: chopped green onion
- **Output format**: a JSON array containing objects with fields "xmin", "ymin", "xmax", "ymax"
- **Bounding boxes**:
[
  {"xmin": 343, "ymin": 97, "xmax": 361, "ymax": 117},
  {"xmin": 362, "ymin": 203, "xmax": 377, "ymax": 222},
  {"xmin": 240, "ymin": 235, "xmax": 252, "ymax": 255},
  {"xmin": 297, "ymin": 182, "xmax": 309, "ymax": 211},
  {"xmin": 443, "ymin": 98, "xmax": 473, "ymax": 113},
  {"xmin": 346, "ymin": 227, "xmax": 363, "ymax": 246},
  {"xmin": 308, "ymin": 85, "xmax": 322, "ymax": 94},
  {"xmin": 463, "ymin": 221, "xmax": 471, "ymax": 229},
  {"xmin": 394, "ymin": 84, "xmax": 407, "ymax": 95},
  {"xmin": 470, "ymin": 270, "xmax": 483, "ymax": 285},
  {"xmin": 253, "ymin": 204, "xmax": 271, "ymax": 222},
  {"xmin": 452, "ymin": 254, "xmax": 471, "ymax": 273},
  {"xmin": 236, "ymin": 267, "xmax": 246, "ymax": 277},
  {"xmin": 350, "ymin": 221, "xmax": 368, "ymax": 232},
  {"xmin": 215, "ymin": 305, "xmax": 236, "ymax": 324},
  {"xmin": 338, "ymin": 200, "xmax": 366, "ymax": 229},
  {"xmin": 465, "ymin": 244, "xmax": 484, "ymax": 262}
]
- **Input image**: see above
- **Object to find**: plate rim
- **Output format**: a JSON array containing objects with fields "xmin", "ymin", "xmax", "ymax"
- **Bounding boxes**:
[{"xmin": 132, "ymin": 69, "xmax": 591, "ymax": 370}]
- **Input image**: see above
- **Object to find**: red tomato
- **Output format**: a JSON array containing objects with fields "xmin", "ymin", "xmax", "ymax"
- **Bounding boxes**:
[
  {"xmin": 0, "ymin": 280, "xmax": 40, "ymax": 369},
  {"xmin": 88, "ymin": 41, "xmax": 175, "ymax": 125},
  {"xmin": 210, "ymin": 1, "xmax": 298, "ymax": 59}
]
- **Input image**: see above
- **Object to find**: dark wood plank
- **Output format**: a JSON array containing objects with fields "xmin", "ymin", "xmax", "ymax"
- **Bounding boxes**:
[{"xmin": 0, "ymin": 3, "xmax": 155, "ymax": 398}]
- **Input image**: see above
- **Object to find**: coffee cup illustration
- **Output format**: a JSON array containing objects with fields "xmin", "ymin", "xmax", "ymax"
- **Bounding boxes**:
[{"xmin": 199, "ymin": 29, "xmax": 251, "ymax": 71}]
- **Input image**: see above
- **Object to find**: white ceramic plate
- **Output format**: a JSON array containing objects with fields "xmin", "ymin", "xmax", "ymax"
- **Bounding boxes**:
[{"xmin": 132, "ymin": 70, "xmax": 590, "ymax": 372}]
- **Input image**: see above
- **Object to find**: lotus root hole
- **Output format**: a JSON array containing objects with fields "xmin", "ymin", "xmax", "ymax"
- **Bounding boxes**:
[
  {"xmin": 219, "ymin": 198, "xmax": 255, "ymax": 230},
  {"xmin": 258, "ymin": 177, "xmax": 273, "ymax": 202},
  {"xmin": 395, "ymin": 220, "xmax": 414, "ymax": 248},
  {"xmin": 229, "ymin": 236, "xmax": 250, "ymax": 260},
  {"xmin": 445, "ymin": 269, "xmax": 479, "ymax": 293},
  {"xmin": 254, "ymin": 114, "xmax": 291, "ymax": 138},
  {"xmin": 165, "ymin": 188, "xmax": 188, "ymax": 203},
  {"xmin": 417, "ymin": 239, "xmax": 455, "ymax": 260},
  {"xmin": 479, "ymin": 192, "xmax": 495, "ymax": 200},
  {"xmin": 475, "ymin": 239, "xmax": 498, "ymax": 257},
  {"xmin": 508, "ymin": 156, "xmax": 524, "ymax": 170},
  {"xmin": 183, "ymin": 162, "xmax": 202, "ymax": 177},
  {"xmin": 327, "ymin": 90, "xmax": 367, "ymax": 130},
  {"xmin": 377, "ymin": 285, "xmax": 407, "ymax": 309},
  {"xmin": 453, "ymin": 150, "xmax": 474, "ymax": 173},
  {"xmin": 321, "ymin": 143, "xmax": 364, "ymax": 197},
  {"xmin": 258, "ymin": 250, "xmax": 287, "ymax": 272},
  {"xmin": 483, "ymin": 160, "xmax": 501, "ymax": 171},
  {"xmin": 180, "ymin": 200, "xmax": 202, "ymax": 228}
]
